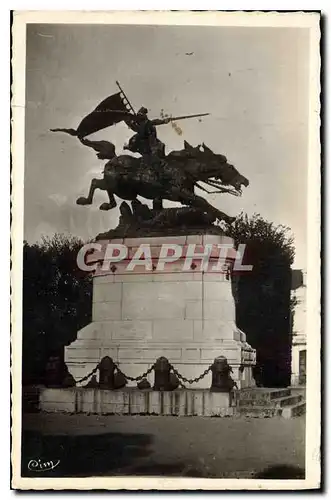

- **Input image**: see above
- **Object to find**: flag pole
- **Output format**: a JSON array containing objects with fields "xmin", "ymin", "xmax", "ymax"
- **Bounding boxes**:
[{"xmin": 116, "ymin": 81, "xmax": 136, "ymax": 115}]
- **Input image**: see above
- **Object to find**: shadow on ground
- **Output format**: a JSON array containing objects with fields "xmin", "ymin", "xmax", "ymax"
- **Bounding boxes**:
[
  {"xmin": 21, "ymin": 430, "xmax": 153, "ymax": 477},
  {"xmin": 127, "ymin": 463, "xmax": 305, "ymax": 479},
  {"xmin": 253, "ymin": 465, "xmax": 305, "ymax": 479},
  {"xmin": 21, "ymin": 429, "xmax": 306, "ymax": 479}
]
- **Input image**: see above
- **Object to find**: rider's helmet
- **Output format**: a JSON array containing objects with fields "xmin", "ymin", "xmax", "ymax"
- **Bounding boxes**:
[{"xmin": 137, "ymin": 106, "xmax": 148, "ymax": 120}]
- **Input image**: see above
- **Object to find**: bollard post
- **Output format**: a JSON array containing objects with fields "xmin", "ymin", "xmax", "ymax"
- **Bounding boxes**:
[
  {"xmin": 44, "ymin": 355, "xmax": 64, "ymax": 388},
  {"xmin": 98, "ymin": 356, "xmax": 116, "ymax": 389},
  {"xmin": 153, "ymin": 356, "xmax": 172, "ymax": 391},
  {"xmin": 210, "ymin": 356, "xmax": 236, "ymax": 392}
]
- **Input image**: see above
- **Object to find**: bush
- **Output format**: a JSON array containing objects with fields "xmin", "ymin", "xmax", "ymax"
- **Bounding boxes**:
[
  {"xmin": 226, "ymin": 213, "xmax": 295, "ymax": 387},
  {"xmin": 23, "ymin": 234, "xmax": 92, "ymax": 385}
]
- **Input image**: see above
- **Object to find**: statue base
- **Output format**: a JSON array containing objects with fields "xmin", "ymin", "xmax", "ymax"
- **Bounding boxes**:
[
  {"xmin": 65, "ymin": 234, "xmax": 256, "ymax": 389},
  {"xmin": 39, "ymin": 388, "xmax": 234, "ymax": 416}
]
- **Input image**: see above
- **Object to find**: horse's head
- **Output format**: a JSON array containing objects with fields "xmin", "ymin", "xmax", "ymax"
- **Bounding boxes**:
[
  {"xmin": 214, "ymin": 161, "xmax": 250, "ymax": 194},
  {"xmin": 191, "ymin": 143, "xmax": 249, "ymax": 195}
]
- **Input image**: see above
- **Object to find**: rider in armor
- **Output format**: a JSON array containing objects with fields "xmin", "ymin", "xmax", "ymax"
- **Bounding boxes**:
[{"xmin": 124, "ymin": 107, "xmax": 169, "ymax": 165}]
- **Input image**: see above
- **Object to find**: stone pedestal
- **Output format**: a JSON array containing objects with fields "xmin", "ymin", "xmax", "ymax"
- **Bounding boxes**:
[
  {"xmin": 39, "ymin": 388, "xmax": 234, "ymax": 416},
  {"xmin": 65, "ymin": 234, "xmax": 256, "ymax": 389}
]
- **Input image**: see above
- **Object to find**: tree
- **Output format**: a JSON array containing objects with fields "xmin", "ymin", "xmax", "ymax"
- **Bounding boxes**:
[
  {"xmin": 23, "ymin": 234, "xmax": 92, "ymax": 385},
  {"xmin": 226, "ymin": 213, "xmax": 295, "ymax": 387}
]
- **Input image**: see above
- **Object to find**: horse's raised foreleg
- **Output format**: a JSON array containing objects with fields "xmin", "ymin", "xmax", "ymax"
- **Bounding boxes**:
[
  {"xmin": 76, "ymin": 179, "xmax": 117, "ymax": 211},
  {"xmin": 76, "ymin": 178, "xmax": 105, "ymax": 206}
]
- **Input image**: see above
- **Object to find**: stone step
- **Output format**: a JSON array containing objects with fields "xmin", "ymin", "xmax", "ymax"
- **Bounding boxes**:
[
  {"xmin": 235, "ymin": 406, "xmax": 282, "ymax": 418},
  {"xmin": 236, "ymin": 401, "xmax": 306, "ymax": 418},
  {"xmin": 22, "ymin": 386, "xmax": 40, "ymax": 413},
  {"xmin": 237, "ymin": 388, "xmax": 291, "ymax": 402},
  {"xmin": 281, "ymin": 401, "xmax": 306, "ymax": 419},
  {"xmin": 238, "ymin": 394, "xmax": 302, "ymax": 408}
]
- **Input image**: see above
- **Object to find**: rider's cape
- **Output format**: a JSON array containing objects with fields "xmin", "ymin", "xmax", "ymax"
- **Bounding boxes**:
[{"xmin": 51, "ymin": 92, "xmax": 134, "ymax": 138}]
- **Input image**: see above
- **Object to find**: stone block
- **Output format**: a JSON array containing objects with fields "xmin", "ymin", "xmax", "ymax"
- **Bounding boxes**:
[
  {"xmin": 186, "ymin": 235, "xmax": 203, "ymax": 244},
  {"xmin": 77, "ymin": 322, "xmax": 107, "ymax": 341},
  {"xmin": 233, "ymin": 328, "xmax": 241, "ymax": 341},
  {"xmin": 185, "ymin": 301, "xmax": 203, "ymax": 320},
  {"xmin": 201, "ymin": 347, "xmax": 231, "ymax": 361},
  {"xmin": 203, "ymin": 281, "xmax": 233, "ymax": 301},
  {"xmin": 238, "ymin": 328, "xmax": 247, "ymax": 342},
  {"xmin": 93, "ymin": 282, "xmax": 122, "ymax": 303},
  {"xmin": 114, "ymin": 273, "xmax": 153, "ymax": 282},
  {"xmin": 122, "ymin": 295, "xmax": 185, "ymax": 320},
  {"xmin": 122, "ymin": 282, "xmax": 203, "ymax": 320},
  {"xmin": 202, "ymin": 234, "xmax": 225, "ymax": 245},
  {"xmin": 182, "ymin": 348, "xmax": 201, "ymax": 361},
  {"xmin": 180, "ymin": 391, "xmax": 204, "ymax": 416},
  {"xmin": 201, "ymin": 320, "xmax": 235, "ymax": 341},
  {"xmin": 129, "ymin": 391, "xmax": 149, "ymax": 414},
  {"xmin": 94, "ymin": 274, "xmax": 115, "ymax": 284},
  {"xmin": 152, "ymin": 319, "xmax": 194, "ymax": 342},
  {"xmin": 65, "ymin": 348, "xmax": 101, "ymax": 360},
  {"xmin": 202, "ymin": 273, "xmax": 227, "ymax": 282},
  {"xmin": 111, "ymin": 320, "xmax": 153, "ymax": 341},
  {"xmin": 39, "ymin": 389, "xmax": 76, "ymax": 413},
  {"xmin": 149, "ymin": 391, "xmax": 161, "ymax": 414},
  {"xmin": 158, "ymin": 393, "xmax": 174, "ymax": 416},
  {"xmin": 203, "ymin": 302, "xmax": 235, "ymax": 322},
  {"xmin": 124, "ymin": 236, "xmax": 187, "ymax": 247},
  {"xmin": 92, "ymin": 301, "xmax": 122, "ymax": 321},
  {"xmin": 204, "ymin": 392, "xmax": 232, "ymax": 416},
  {"xmin": 152, "ymin": 272, "xmax": 195, "ymax": 282},
  {"xmin": 101, "ymin": 390, "xmax": 130, "ymax": 412},
  {"xmin": 118, "ymin": 347, "xmax": 181, "ymax": 361}
]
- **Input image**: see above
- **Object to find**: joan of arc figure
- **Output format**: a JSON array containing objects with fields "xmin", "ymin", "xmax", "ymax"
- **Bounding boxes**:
[{"xmin": 123, "ymin": 106, "xmax": 169, "ymax": 159}]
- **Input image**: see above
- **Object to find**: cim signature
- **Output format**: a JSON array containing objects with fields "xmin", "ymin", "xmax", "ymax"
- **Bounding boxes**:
[{"xmin": 28, "ymin": 459, "xmax": 60, "ymax": 472}]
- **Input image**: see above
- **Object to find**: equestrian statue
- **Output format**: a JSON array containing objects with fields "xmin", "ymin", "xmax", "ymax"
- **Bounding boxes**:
[{"xmin": 51, "ymin": 81, "xmax": 249, "ymax": 237}]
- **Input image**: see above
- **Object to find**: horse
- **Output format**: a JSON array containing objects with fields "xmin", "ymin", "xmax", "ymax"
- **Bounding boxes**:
[{"xmin": 76, "ymin": 143, "xmax": 249, "ymax": 224}]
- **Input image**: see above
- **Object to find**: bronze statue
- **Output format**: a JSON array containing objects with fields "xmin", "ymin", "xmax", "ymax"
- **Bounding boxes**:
[{"xmin": 51, "ymin": 82, "xmax": 249, "ymax": 233}]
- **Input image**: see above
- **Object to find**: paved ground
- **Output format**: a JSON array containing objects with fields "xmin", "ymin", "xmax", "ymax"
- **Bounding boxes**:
[{"xmin": 21, "ymin": 413, "xmax": 305, "ymax": 479}]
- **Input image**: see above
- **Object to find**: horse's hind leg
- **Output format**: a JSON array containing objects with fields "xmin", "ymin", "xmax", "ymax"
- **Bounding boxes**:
[
  {"xmin": 99, "ymin": 189, "xmax": 117, "ymax": 211},
  {"xmin": 153, "ymin": 198, "xmax": 163, "ymax": 210},
  {"xmin": 76, "ymin": 178, "xmax": 105, "ymax": 206}
]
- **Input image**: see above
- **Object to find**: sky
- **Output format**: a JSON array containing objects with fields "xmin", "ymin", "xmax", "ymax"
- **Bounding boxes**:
[{"xmin": 24, "ymin": 23, "xmax": 310, "ymax": 268}]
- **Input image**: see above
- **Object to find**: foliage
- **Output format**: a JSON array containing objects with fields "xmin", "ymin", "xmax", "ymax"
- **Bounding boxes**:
[
  {"xmin": 23, "ymin": 234, "xmax": 92, "ymax": 384},
  {"xmin": 226, "ymin": 212, "xmax": 295, "ymax": 266},
  {"xmin": 226, "ymin": 213, "xmax": 295, "ymax": 387}
]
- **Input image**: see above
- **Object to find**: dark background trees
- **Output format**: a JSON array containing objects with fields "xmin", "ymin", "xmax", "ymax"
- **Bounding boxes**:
[
  {"xmin": 22, "ymin": 234, "xmax": 92, "ymax": 385},
  {"xmin": 226, "ymin": 213, "xmax": 295, "ymax": 387}
]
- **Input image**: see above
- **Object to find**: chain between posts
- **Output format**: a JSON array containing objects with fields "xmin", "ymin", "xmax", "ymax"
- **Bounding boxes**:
[
  {"xmin": 74, "ymin": 360, "xmax": 213, "ymax": 387},
  {"xmin": 75, "ymin": 365, "xmax": 99, "ymax": 385},
  {"xmin": 169, "ymin": 363, "xmax": 213, "ymax": 388},
  {"xmin": 112, "ymin": 361, "xmax": 156, "ymax": 382}
]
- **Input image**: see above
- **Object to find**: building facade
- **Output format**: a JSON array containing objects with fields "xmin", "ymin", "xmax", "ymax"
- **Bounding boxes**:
[{"xmin": 291, "ymin": 269, "xmax": 307, "ymax": 386}]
